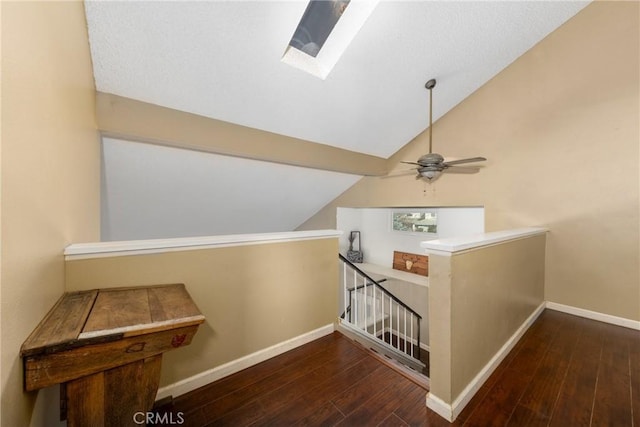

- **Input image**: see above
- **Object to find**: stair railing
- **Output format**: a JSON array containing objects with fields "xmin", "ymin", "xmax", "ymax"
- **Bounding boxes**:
[{"xmin": 339, "ymin": 254, "xmax": 422, "ymax": 363}]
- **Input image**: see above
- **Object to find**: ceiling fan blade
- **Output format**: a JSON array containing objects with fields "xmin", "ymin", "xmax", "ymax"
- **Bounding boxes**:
[
  {"xmin": 443, "ymin": 157, "xmax": 487, "ymax": 166},
  {"xmin": 444, "ymin": 165, "xmax": 481, "ymax": 174},
  {"xmin": 383, "ymin": 169, "xmax": 419, "ymax": 178},
  {"xmin": 401, "ymin": 161, "xmax": 422, "ymax": 166}
]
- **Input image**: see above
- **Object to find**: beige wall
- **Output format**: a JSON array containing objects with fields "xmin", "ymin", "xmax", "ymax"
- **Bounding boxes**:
[
  {"xmin": 1, "ymin": 2, "xmax": 100, "ymax": 426},
  {"xmin": 429, "ymin": 234, "xmax": 545, "ymax": 407},
  {"xmin": 299, "ymin": 1, "xmax": 640, "ymax": 322},
  {"xmin": 65, "ymin": 238, "xmax": 339, "ymax": 388}
]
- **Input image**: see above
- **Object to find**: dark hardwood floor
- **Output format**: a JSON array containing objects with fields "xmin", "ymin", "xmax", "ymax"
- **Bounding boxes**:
[
  {"xmin": 457, "ymin": 309, "xmax": 639, "ymax": 427},
  {"xmin": 154, "ymin": 309, "xmax": 639, "ymax": 426}
]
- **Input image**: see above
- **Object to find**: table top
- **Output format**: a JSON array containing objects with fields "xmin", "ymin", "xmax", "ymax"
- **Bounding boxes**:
[{"xmin": 21, "ymin": 283, "xmax": 204, "ymax": 358}]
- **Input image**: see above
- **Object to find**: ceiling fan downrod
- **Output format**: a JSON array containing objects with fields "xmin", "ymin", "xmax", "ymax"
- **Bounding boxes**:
[
  {"xmin": 397, "ymin": 77, "xmax": 486, "ymax": 182},
  {"xmin": 425, "ymin": 78, "xmax": 436, "ymax": 155}
]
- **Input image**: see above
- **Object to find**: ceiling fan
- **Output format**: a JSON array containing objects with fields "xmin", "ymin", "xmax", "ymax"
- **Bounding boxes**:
[{"xmin": 401, "ymin": 79, "xmax": 487, "ymax": 182}]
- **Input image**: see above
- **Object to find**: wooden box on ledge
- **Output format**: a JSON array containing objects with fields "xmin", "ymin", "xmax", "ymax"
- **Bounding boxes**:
[{"xmin": 392, "ymin": 251, "xmax": 429, "ymax": 276}]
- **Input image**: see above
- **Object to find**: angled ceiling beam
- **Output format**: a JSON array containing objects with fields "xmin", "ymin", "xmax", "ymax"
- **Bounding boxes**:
[{"xmin": 96, "ymin": 92, "xmax": 388, "ymax": 177}]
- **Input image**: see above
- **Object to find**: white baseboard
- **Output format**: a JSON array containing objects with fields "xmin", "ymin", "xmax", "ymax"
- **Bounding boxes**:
[
  {"xmin": 427, "ymin": 301, "xmax": 546, "ymax": 422},
  {"xmin": 156, "ymin": 324, "xmax": 335, "ymax": 400},
  {"xmin": 426, "ymin": 392, "xmax": 453, "ymax": 422},
  {"xmin": 546, "ymin": 301, "xmax": 640, "ymax": 330}
]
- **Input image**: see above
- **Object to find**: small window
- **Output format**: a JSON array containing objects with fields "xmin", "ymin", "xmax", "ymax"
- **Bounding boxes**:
[{"xmin": 392, "ymin": 211, "xmax": 437, "ymax": 234}]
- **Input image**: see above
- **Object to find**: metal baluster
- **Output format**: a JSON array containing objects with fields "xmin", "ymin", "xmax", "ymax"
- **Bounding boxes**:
[
  {"xmin": 389, "ymin": 295, "xmax": 392, "ymax": 346},
  {"xmin": 340, "ymin": 257, "xmax": 426, "ymax": 365},
  {"xmin": 410, "ymin": 313, "xmax": 414, "ymax": 358},
  {"xmin": 373, "ymin": 283, "xmax": 377, "ymax": 338},
  {"xmin": 417, "ymin": 319, "xmax": 421, "ymax": 360},
  {"xmin": 343, "ymin": 261, "xmax": 347, "ymax": 321},
  {"xmin": 353, "ymin": 268, "xmax": 357, "ymax": 328},
  {"xmin": 396, "ymin": 303, "xmax": 400, "ymax": 351},
  {"xmin": 363, "ymin": 275, "xmax": 367, "ymax": 331},
  {"xmin": 382, "ymin": 290, "xmax": 386, "ymax": 342},
  {"xmin": 404, "ymin": 307, "xmax": 407, "ymax": 355}
]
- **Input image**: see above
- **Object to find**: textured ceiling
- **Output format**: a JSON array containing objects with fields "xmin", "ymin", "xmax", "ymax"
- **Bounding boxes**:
[
  {"xmin": 85, "ymin": 1, "xmax": 589, "ymax": 158},
  {"xmin": 85, "ymin": 1, "xmax": 590, "ymax": 240}
]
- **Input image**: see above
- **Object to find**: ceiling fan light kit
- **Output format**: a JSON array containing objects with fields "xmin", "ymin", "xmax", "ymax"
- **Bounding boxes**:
[
  {"xmin": 418, "ymin": 168, "xmax": 442, "ymax": 181},
  {"xmin": 400, "ymin": 78, "xmax": 487, "ymax": 182}
]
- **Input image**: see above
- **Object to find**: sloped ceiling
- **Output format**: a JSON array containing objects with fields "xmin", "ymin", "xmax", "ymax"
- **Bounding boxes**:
[
  {"xmin": 101, "ymin": 138, "xmax": 360, "ymax": 240},
  {"xmin": 85, "ymin": 1, "xmax": 590, "ymax": 240}
]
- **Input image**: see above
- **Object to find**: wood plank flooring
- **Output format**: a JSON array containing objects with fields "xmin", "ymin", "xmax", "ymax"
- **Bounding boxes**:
[
  {"xmin": 457, "ymin": 309, "xmax": 639, "ymax": 427},
  {"xmin": 153, "ymin": 309, "xmax": 639, "ymax": 426}
]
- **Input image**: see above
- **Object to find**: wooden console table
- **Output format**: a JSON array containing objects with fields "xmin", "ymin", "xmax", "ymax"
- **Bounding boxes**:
[{"xmin": 21, "ymin": 283, "xmax": 205, "ymax": 427}]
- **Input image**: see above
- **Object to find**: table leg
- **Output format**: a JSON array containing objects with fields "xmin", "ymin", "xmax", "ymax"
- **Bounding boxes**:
[
  {"xmin": 65, "ymin": 354, "xmax": 162, "ymax": 427},
  {"xmin": 66, "ymin": 370, "xmax": 105, "ymax": 427}
]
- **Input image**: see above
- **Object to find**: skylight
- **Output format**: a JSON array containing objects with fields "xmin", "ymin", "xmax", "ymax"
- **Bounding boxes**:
[
  {"xmin": 282, "ymin": 0, "xmax": 379, "ymax": 79},
  {"xmin": 288, "ymin": 1, "xmax": 350, "ymax": 58}
]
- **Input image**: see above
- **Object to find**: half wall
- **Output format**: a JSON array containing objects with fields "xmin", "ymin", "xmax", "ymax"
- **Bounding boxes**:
[{"xmin": 65, "ymin": 231, "xmax": 340, "ymax": 394}]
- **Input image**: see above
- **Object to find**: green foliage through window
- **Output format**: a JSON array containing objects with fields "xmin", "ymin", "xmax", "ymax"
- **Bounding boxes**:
[{"xmin": 392, "ymin": 212, "xmax": 437, "ymax": 234}]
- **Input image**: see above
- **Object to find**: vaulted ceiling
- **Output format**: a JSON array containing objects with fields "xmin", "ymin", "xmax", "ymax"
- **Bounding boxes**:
[{"xmin": 85, "ymin": 1, "xmax": 590, "ymax": 240}]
